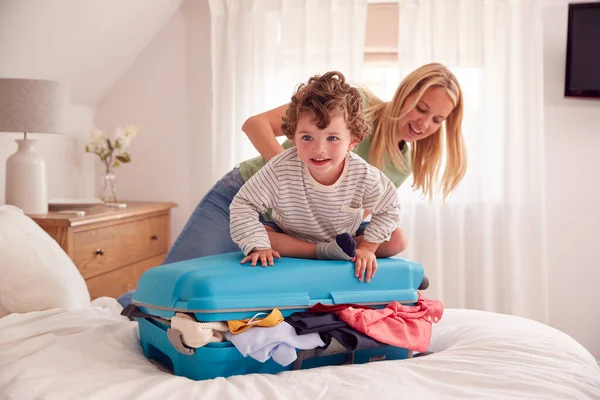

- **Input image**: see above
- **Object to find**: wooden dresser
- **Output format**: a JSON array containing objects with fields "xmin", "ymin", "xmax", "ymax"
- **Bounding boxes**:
[{"xmin": 30, "ymin": 201, "xmax": 177, "ymax": 300}]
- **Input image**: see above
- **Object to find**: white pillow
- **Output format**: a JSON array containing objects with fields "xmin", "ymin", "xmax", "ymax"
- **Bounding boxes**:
[{"xmin": 0, "ymin": 205, "xmax": 90, "ymax": 318}]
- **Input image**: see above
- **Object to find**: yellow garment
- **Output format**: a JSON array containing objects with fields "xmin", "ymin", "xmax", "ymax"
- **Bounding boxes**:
[{"xmin": 227, "ymin": 309, "xmax": 283, "ymax": 334}]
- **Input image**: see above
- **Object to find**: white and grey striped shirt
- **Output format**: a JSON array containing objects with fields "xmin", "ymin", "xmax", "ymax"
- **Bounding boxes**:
[{"xmin": 230, "ymin": 147, "xmax": 401, "ymax": 255}]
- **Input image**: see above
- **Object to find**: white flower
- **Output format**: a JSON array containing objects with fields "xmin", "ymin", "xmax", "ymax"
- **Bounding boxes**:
[
  {"xmin": 115, "ymin": 125, "xmax": 139, "ymax": 150},
  {"xmin": 85, "ymin": 124, "xmax": 140, "ymax": 171},
  {"xmin": 90, "ymin": 127, "xmax": 106, "ymax": 144},
  {"xmin": 89, "ymin": 127, "xmax": 108, "ymax": 153}
]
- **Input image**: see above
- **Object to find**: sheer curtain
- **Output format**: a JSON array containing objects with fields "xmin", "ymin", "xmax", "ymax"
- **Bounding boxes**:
[
  {"xmin": 396, "ymin": 0, "xmax": 548, "ymax": 322},
  {"xmin": 208, "ymin": 0, "xmax": 367, "ymax": 183}
]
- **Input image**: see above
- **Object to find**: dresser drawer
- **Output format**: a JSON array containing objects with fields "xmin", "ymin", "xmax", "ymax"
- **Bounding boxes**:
[
  {"xmin": 73, "ymin": 214, "xmax": 169, "ymax": 279},
  {"xmin": 85, "ymin": 254, "xmax": 165, "ymax": 299}
]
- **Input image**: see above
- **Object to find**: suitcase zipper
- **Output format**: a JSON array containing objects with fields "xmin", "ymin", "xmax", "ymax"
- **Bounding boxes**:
[{"xmin": 132, "ymin": 300, "xmax": 415, "ymax": 313}]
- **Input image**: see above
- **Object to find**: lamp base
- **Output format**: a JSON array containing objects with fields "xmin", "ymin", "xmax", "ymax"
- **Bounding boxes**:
[{"xmin": 5, "ymin": 138, "xmax": 48, "ymax": 214}]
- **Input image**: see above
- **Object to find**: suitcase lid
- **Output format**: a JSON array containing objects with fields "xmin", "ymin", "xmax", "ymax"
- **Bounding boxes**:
[{"xmin": 133, "ymin": 252, "xmax": 424, "ymax": 321}]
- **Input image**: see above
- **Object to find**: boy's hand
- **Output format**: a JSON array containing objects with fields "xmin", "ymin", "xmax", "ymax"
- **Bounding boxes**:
[
  {"xmin": 241, "ymin": 248, "xmax": 281, "ymax": 267},
  {"xmin": 352, "ymin": 248, "xmax": 377, "ymax": 283}
]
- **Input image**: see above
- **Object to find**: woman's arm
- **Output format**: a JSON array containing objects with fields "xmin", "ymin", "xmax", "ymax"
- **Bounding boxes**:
[{"xmin": 242, "ymin": 104, "xmax": 289, "ymax": 161}]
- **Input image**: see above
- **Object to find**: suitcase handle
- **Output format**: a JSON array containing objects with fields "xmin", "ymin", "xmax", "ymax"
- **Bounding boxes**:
[
  {"xmin": 121, "ymin": 304, "xmax": 171, "ymax": 325},
  {"xmin": 121, "ymin": 305, "xmax": 196, "ymax": 356}
]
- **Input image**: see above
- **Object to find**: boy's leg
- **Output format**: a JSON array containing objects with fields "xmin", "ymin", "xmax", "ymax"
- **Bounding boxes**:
[
  {"xmin": 354, "ymin": 227, "xmax": 407, "ymax": 258},
  {"xmin": 265, "ymin": 227, "xmax": 356, "ymax": 260},
  {"xmin": 265, "ymin": 228, "xmax": 317, "ymax": 258}
]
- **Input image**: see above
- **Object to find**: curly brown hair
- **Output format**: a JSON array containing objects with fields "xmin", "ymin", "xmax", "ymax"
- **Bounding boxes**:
[{"xmin": 281, "ymin": 71, "xmax": 369, "ymax": 143}]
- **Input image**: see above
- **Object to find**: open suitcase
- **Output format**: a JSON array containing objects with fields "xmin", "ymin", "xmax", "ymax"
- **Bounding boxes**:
[{"xmin": 124, "ymin": 251, "xmax": 428, "ymax": 381}]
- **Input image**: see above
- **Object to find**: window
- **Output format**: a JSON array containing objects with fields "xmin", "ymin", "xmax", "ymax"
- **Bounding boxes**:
[
  {"xmin": 364, "ymin": 3, "xmax": 399, "ymax": 64},
  {"xmin": 362, "ymin": 3, "xmax": 486, "ymax": 203}
]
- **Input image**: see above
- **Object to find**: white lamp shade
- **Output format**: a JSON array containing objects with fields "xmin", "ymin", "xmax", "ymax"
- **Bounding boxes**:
[{"xmin": 0, "ymin": 78, "xmax": 68, "ymax": 134}]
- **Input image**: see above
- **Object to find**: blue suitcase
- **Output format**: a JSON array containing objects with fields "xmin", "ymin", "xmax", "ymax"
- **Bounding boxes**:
[{"xmin": 125, "ymin": 251, "xmax": 428, "ymax": 381}]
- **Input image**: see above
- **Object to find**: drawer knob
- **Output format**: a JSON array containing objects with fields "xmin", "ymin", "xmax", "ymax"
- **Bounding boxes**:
[
  {"xmin": 95, "ymin": 249, "xmax": 105, "ymax": 256},
  {"xmin": 151, "ymin": 235, "xmax": 159, "ymax": 241}
]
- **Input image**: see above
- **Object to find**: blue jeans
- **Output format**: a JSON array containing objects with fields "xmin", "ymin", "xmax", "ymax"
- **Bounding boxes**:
[{"xmin": 163, "ymin": 167, "xmax": 246, "ymax": 264}]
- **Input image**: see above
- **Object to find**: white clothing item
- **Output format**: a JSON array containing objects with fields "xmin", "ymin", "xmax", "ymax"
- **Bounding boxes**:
[
  {"xmin": 230, "ymin": 147, "xmax": 401, "ymax": 255},
  {"xmin": 226, "ymin": 322, "xmax": 325, "ymax": 366},
  {"xmin": 171, "ymin": 313, "xmax": 229, "ymax": 348}
]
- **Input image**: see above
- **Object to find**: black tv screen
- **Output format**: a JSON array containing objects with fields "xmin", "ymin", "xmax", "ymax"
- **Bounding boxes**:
[{"xmin": 564, "ymin": 2, "xmax": 600, "ymax": 98}]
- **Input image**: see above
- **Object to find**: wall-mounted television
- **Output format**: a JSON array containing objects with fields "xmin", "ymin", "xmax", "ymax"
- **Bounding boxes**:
[{"xmin": 564, "ymin": 2, "xmax": 600, "ymax": 99}]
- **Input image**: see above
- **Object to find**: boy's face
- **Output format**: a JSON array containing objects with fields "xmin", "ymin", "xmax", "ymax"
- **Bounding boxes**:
[{"xmin": 293, "ymin": 113, "xmax": 357, "ymax": 185}]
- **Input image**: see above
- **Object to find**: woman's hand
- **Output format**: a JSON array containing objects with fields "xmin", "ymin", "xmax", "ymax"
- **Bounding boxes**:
[{"xmin": 241, "ymin": 248, "xmax": 281, "ymax": 267}]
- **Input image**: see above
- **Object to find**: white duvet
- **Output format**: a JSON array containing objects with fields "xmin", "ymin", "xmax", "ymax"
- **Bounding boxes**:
[{"xmin": 0, "ymin": 298, "xmax": 599, "ymax": 400}]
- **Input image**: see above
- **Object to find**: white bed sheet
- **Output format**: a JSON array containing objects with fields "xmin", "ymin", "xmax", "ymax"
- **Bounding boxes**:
[{"xmin": 0, "ymin": 298, "xmax": 598, "ymax": 400}]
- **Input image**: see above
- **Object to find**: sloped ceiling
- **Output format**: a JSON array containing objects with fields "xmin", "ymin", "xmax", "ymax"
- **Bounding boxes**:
[{"xmin": 0, "ymin": 0, "xmax": 183, "ymax": 107}]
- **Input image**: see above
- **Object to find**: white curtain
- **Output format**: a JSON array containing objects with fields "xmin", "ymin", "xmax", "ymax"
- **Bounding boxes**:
[
  {"xmin": 208, "ymin": 0, "xmax": 367, "ymax": 183},
  {"xmin": 396, "ymin": 0, "xmax": 548, "ymax": 323}
]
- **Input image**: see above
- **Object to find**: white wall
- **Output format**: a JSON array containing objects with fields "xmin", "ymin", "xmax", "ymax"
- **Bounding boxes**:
[
  {"xmin": 0, "ymin": 104, "xmax": 96, "ymax": 202},
  {"xmin": 543, "ymin": 0, "xmax": 600, "ymax": 358},
  {"xmin": 95, "ymin": 0, "xmax": 213, "ymax": 241},
  {"xmin": 0, "ymin": 0, "xmax": 181, "ymax": 205},
  {"xmin": 0, "ymin": 0, "xmax": 182, "ymax": 107}
]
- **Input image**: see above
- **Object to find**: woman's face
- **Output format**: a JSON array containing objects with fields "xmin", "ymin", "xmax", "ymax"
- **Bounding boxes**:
[{"xmin": 396, "ymin": 86, "xmax": 455, "ymax": 143}]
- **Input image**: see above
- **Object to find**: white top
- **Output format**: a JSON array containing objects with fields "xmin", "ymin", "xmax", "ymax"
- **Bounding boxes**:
[{"xmin": 230, "ymin": 147, "xmax": 401, "ymax": 255}]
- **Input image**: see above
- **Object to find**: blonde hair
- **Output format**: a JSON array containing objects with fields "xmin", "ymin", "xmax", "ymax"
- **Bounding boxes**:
[
  {"xmin": 362, "ymin": 63, "xmax": 467, "ymax": 201},
  {"xmin": 282, "ymin": 71, "xmax": 369, "ymax": 142}
]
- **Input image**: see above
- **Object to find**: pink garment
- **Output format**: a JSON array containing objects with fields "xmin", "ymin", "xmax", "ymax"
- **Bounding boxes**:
[{"xmin": 337, "ymin": 294, "xmax": 444, "ymax": 352}]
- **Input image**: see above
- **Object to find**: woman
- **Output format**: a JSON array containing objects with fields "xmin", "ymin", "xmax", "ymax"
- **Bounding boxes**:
[{"xmin": 164, "ymin": 62, "xmax": 467, "ymax": 264}]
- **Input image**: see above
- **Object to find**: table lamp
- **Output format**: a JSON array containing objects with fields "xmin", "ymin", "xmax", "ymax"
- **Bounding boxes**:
[{"xmin": 0, "ymin": 78, "xmax": 69, "ymax": 214}]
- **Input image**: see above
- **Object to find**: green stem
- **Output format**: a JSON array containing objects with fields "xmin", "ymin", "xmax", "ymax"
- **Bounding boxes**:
[{"xmin": 107, "ymin": 146, "xmax": 114, "ymax": 173}]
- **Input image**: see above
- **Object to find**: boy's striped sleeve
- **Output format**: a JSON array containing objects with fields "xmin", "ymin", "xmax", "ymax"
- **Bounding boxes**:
[{"xmin": 229, "ymin": 163, "xmax": 279, "ymax": 255}]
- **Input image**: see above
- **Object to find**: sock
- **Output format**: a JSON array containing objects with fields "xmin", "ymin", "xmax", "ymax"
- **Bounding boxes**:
[{"xmin": 316, "ymin": 233, "xmax": 356, "ymax": 261}]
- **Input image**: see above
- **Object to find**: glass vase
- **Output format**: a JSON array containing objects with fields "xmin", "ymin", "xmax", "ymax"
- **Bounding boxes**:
[{"xmin": 101, "ymin": 170, "xmax": 118, "ymax": 204}]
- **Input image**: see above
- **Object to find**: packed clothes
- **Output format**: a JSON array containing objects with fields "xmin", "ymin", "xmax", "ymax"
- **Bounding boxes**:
[
  {"xmin": 168, "ymin": 296, "xmax": 444, "ymax": 363},
  {"xmin": 225, "ymin": 321, "xmax": 324, "ymax": 366},
  {"xmin": 227, "ymin": 309, "xmax": 284, "ymax": 334},
  {"xmin": 337, "ymin": 294, "xmax": 444, "ymax": 352},
  {"xmin": 285, "ymin": 312, "xmax": 385, "ymax": 350},
  {"xmin": 171, "ymin": 313, "xmax": 228, "ymax": 347}
]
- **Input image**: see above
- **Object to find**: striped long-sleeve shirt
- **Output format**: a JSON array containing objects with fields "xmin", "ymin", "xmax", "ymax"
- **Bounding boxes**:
[{"xmin": 230, "ymin": 147, "xmax": 401, "ymax": 256}]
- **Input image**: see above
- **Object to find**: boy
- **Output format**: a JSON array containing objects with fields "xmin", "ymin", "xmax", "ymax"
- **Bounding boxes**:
[{"xmin": 230, "ymin": 71, "xmax": 404, "ymax": 283}]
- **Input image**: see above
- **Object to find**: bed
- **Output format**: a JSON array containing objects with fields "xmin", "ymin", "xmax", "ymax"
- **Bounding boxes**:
[
  {"xmin": 1, "ymin": 299, "xmax": 599, "ymax": 399},
  {"xmin": 0, "ymin": 205, "xmax": 599, "ymax": 399}
]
